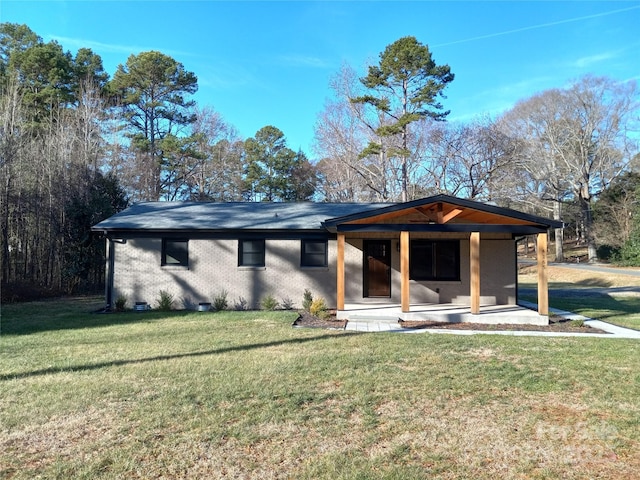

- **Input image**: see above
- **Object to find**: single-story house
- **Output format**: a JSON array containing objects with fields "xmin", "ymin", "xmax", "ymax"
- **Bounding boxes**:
[{"xmin": 91, "ymin": 194, "xmax": 563, "ymax": 325}]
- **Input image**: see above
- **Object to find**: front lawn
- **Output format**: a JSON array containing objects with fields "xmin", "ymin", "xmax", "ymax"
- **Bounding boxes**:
[
  {"xmin": 546, "ymin": 295, "xmax": 640, "ymax": 331},
  {"xmin": 518, "ymin": 265, "xmax": 640, "ymax": 330},
  {"xmin": 1, "ymin": 298, "xmax": 639, "ymax": 479}
]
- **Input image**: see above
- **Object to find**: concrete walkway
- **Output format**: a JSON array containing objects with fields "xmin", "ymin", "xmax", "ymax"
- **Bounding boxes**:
[{"xmin": 343, "ymin": 302, "xmax": 640, "ymax": 339}]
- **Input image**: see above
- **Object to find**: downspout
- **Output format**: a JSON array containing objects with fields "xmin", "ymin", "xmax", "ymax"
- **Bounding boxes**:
[{"xmin": 105, "ymin": 237, "xmax": 115, "ymax": 310}]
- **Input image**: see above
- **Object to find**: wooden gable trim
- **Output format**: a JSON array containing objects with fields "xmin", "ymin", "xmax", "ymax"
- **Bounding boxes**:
[
  {"xmin": 322, "ymin": 195, "xmax": 564, "ymax": 232},
  {"xmin": 416, "ymin": 203, "xmax": 465, "ymax": 224},
  {"xmin": 342, "ymin": 201, "xmax": 542, "ymax": 228},
  {"xmin": 347, "ymin": 209, "xmax": 410, "ymax": 225},
  {"xmin": 424, "ymin": 204, "xmax": 465, "ymax": 223},
  {"xmin": 442, "ymin": 207, "xmax": 464, "ymax": 223}
]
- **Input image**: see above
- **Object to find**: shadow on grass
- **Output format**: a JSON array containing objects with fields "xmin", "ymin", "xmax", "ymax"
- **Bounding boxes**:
[
  {"xmin": 1, "ymin": 331, "xmax": 360, "ymax": 381},
  {"xmin": 1, "ymin": 297, "xmax": 216, "ymax": 336},
  {"xmin": 574, "ymin": 277, "xmax": 613, "ymax": 287},
  {"xmin": 525, "ymin": 278, "xmax": 615, "ymax": 289},
  {"xmin": 519, "ymin": 279, "xmax": 625, "ymax": 290}
]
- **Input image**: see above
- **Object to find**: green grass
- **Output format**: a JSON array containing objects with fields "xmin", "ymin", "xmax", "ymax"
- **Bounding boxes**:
[
  {"xmin": 519, "ymin": 290, "xmax": 640, "ymax": 330},
  {"xmin": 2, "ymin": 298, "xmax": 640, "ymax": 479},
  {"xmin": 551, "ymin": 296, "xmax": 640, "ymax": 330}
]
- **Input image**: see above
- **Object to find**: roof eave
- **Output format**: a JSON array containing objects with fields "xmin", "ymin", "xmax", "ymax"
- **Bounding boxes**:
[{"xmin": 91, "ymin": 227, "xmax": 331, "ymax": 238}]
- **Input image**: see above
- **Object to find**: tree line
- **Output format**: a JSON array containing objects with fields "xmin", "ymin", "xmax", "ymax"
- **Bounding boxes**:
[{"xmin": 1, "ymin": 25, "xmax": 638, "ymax": 300}]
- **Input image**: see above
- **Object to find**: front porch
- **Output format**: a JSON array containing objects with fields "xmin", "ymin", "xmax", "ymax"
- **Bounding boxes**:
[
  {"xmin": 337, "ymin": 302, "xmax": 548, "ymax": 326},
  {"xmin": 323, "ymin": 196, "xmax": 562, "ymax": 326}
]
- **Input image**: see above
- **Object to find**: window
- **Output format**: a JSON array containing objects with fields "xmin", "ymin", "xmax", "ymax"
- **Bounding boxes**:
[
  {"xmin": 239, "ymin": 239, "xmax": 265, "ymax": 267},
  {"xmin": 301, "ymin": 239, "xmax": 328, "ymax": 267},
  {"xmin": 162, "ymin": 239, "xmax": 188, "ymax": 267},
  {"xmin": 410, "ymin": 240, "xmax": 460, "ymax": 281}
]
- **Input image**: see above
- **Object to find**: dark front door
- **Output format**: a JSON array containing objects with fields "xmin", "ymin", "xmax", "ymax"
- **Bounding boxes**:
[{"xmin": 364, "ymin": 240, "xmax": 391, "ymax": 297}]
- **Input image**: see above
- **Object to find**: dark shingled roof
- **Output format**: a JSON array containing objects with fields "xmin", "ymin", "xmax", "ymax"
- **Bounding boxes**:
[
  {"xmin": 92, "ymin": 195, "xmax": 563, "ymax": 234},
  {"xmin": 91, "ymin": 201, "xmax": 390, "ymax": 233}
]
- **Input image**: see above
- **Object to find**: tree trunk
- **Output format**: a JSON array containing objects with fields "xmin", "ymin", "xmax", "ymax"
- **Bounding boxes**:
[
  {"xmin": 1, "ymin": 173, "xmax": 11, "ymax": 283},
  {"xmin": 555, "ymin": 227, "xmax": 564, "ymax": 262},
  {"xmin": 579, "ymin": 193, "xmax": 597, "ymax": 262},
  {"xmin": 553, "ymin": 201, "xmax": 564, "ymax": 262},
  {"xmin": 401, "ymin": 79, "xmax": 408, "ymax": 202},
  {"xmin": 401, "ymin": 155, "xmax": 407, "ymax": 202}
]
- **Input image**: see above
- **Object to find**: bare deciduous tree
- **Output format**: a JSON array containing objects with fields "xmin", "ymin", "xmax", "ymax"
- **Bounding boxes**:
[
  {"xmin": 416, "ymin": 117, "xmax": 514, "ymax": 201},
  {"xmin": 314, "ymin": 64, "xmax": 406, "ymax": 201},
  {"xmin": 187, "ymin": 107, "xmax": 244, "ymax": 201},
  {"xmin": 499, "ymin": 75, "xmax": 638, "ymax": 261},
  {"xmin": 0, "ymin": 74, "xmax": 24, "ymax": 283}
]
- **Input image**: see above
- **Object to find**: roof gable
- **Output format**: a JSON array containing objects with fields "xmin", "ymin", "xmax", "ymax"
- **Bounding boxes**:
[{"xmin": 322, "ymin": 194, "xmax": 563, "ymax": 232}]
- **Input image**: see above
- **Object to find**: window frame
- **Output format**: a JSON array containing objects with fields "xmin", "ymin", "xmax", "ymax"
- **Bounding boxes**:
[
  {"xmin": 238, "ymin": 239, "xmax": 266, "ymax": 267},
  {"xmin": 409, "ymin": 240, "xmax": 460, "ymax": 281},
  {"xmin": 161, "ymin": 238, "xmax": 189, "ymax": 267},
  {"xmin": 300, "ymin": 239, "xmax": 328, "ymax": 268}
]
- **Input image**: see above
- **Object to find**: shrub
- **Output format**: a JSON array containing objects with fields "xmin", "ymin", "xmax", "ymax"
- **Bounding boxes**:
[
  {"xmin": 570, "ymin": 319, "xmax": 585, "ymax": 328},
  {"xmin": 281, "ymin": 297, "xmax": 294, "ymax": 310},
  {"xmin": 234, "ymin": 296, "xmax": 248, "ymax": 311},
  {"xmin": 261, "ymin": 294, "xmax": 279, "ymax": 311},
  {"xmin": 618, "ymin": 236, "xmax": 640, "ymax": 266},
  {"xmin": 309, "ymin": 297, "xmax": 330, "ymax": 319},
  {"xmin": 597, "ymin": 244, "xmax": 619, "ymax": 262},
  {"xmin": 115, "ymin": 295, "xmax": 127, "ymax": 312},
  {"xmin": 302, "ymin": 289, "xmax": 313, "ymax": 312},
  {"xmin": 212, "ymin": 290, "xmax": 229, "ymax": 311},
  {"xmin": 156, "ymin": 290, "xmax": 175, "ymax": 311}
]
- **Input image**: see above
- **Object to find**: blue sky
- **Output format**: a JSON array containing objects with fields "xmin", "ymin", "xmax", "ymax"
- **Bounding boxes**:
[{"xmin": 2, "ymin": 1, "xmax": 639, "ymax": 158}]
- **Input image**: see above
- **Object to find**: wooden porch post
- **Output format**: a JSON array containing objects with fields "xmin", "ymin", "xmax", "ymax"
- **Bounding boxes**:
[
  {"xmin": 470, "ymin": 231, "xmax": 480, "ymax": 314},
  {"xmin": 400, "ymin": 230, "xmax": 410, "ymax": 313},
  {"xmin": 537, "ymin": 232, "xmax": 549, "ymax": 316},
  {"xmin": 337, "ymin": 233, "xmax": 345, "ymax": 311}
]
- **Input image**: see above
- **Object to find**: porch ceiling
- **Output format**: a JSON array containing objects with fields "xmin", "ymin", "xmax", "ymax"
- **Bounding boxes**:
[{"xmin": 346, "ymin": 202, "xmax": 533, "ymax": 226}]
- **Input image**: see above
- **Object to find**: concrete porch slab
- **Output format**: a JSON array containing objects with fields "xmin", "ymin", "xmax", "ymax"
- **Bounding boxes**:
[{"xmin": 338, "ymin": 303, "xmax": 548, "ymax": 326}]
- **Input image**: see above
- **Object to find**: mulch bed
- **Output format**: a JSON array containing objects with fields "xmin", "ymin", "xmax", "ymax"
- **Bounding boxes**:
[
  {"xmin": 398, "ymin": 318, "xmax": 608, "ymax": 333},
  {"xmin": 293, "ymin": 311, "xmax": 608, "ymax": 334},
  {"xmin": 293, "ymin": 311, "xmax": 347, "ymax": 329}
]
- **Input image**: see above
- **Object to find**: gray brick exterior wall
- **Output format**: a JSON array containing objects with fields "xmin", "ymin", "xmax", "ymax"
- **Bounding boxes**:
[
  {"xmin": 112, "ymin": 234, "xmax": 516, "ymax": 310},
  {"xmin": 113, "ymin": 238, "xmax": 337, "ymax": 310}
]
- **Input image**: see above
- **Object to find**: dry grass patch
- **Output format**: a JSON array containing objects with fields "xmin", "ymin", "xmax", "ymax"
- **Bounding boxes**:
[
  {"xmin": 467, "ymin": 347, "xmax": 508, "ymax": 361},
  {"xmin": 519, "ymin": 264, "xmax": 640, "ymax": 289},
  {"xmin": 4, "ymin": 393, "xmax": 636, "ymax": 479},
  {"xmin": 2, "ymin": 403, "xmax": 134, "ymax": 475},
  {"xmin": 296, "ymin": 394, "xmax": 637, "ymax": 479}
]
